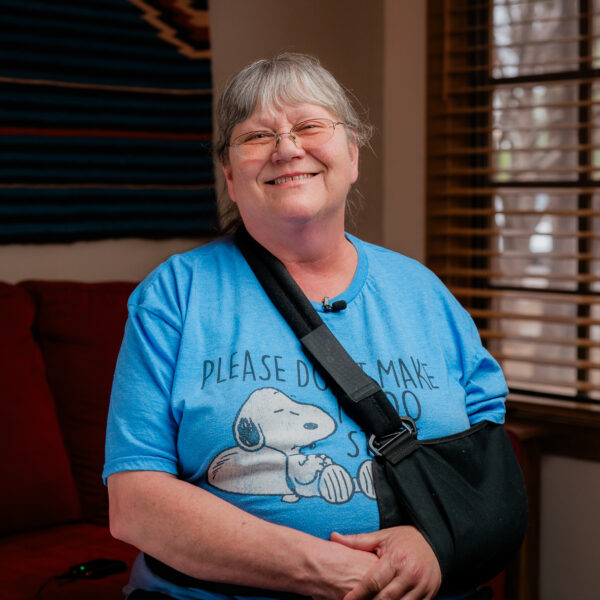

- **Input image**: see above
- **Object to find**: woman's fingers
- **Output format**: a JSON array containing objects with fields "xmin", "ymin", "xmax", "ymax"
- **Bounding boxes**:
[
  {"xmin": 335, "ymin": 526, "xmax": 441, "ymax": 600},
  {"xmin": 330, "ymin": 530, "xmax": 382, "ymax": 554},
  {"xmin": 342, "ymin": 559, "xmax": 396, "ymax": 600}
]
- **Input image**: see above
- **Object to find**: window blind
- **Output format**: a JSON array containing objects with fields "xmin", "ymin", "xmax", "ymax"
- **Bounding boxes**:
[{"xmin": 426, "ymin": 0, "xmax": 600, "ymax": 403}]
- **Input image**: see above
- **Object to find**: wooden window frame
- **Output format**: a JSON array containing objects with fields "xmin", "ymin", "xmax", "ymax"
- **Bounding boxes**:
[{"xmin": 426, "ymin": 0, "xmax": 600, "ymax": 428}]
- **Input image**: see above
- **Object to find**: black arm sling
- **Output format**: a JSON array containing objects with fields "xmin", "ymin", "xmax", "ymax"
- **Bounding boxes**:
[{"xmin": 145, "ymin": 228, "xmax": 527, "ymax": 596}]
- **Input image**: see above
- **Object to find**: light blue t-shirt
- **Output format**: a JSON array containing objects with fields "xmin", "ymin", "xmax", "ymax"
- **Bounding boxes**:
[{"xmin": 103, "ymin": 234, "xmax": 507, "ymax": 599}]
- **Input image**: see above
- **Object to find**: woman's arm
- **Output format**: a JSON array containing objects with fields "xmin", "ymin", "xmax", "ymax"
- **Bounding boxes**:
[{"xmin": 108, "ymin": 470, "xmax": 378, "ymax": 600}]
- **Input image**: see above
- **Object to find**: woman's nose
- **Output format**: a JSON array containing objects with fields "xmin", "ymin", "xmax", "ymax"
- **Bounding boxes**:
[{"xmin": 271, "ymin": 133, "xmax": 304, "ymax": 161}]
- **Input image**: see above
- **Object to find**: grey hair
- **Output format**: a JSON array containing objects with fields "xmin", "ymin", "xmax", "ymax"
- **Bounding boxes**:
[{"xmin": 215, "ymin": 52, "xmax": 372, "ymax": 232}]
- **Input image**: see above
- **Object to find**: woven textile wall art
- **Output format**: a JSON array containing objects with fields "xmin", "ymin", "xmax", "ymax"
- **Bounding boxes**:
[{"xmin": 0, "ymin": 0, "xmax": 217, "ymax": 243}]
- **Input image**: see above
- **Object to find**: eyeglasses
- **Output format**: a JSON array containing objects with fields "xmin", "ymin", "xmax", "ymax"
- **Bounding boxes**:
[{"xmin": 228, "ymin": 118, "xmax": 345, "ymax": 159}]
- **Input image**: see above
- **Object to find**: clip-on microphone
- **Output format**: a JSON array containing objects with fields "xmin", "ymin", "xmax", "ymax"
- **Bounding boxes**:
[{"xmin": 322, "ymin": 297, "xmax": 347, "ymax": 312}]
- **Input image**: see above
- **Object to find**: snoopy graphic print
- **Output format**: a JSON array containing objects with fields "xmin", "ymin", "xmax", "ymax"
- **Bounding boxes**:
[{"xmin": 208, "ymin": 387, "xmax": 376, "ymax": 504}]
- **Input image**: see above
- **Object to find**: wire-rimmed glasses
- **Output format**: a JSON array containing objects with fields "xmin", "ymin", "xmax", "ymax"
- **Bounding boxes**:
[{"xmin": 228, "ymin": 118, "xmax": 345, "ymax": 159}]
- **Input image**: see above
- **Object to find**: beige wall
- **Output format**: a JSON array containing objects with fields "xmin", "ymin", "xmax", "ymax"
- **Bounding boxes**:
[
  {"xmin": 210, "ymin": 0, "xmax": 425, "ymax": 260},
  {"xmin": 539, "ymin": 455, "xmax": 600, "ymax": 599},
  {"xmin": 0, "ymin": 238, "xmax": 201, "ymax": 283},
  {"xmin": 209, "ymin": 0, "xmax": 385, "ymax": 246},
  {"xmin": 382, "ymin": 0, "xmax": 426, "ymax": 260}
]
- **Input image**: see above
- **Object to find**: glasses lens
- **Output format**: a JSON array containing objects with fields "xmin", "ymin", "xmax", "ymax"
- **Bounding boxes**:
[
  {"xmin": 292, "ymin": 119, "xmax": 334, "ymax": 148},
  {"xmin": 231, "ymin": 119, "xmax": 338, "ymax": 158},
  {"xmin": 234, "ymin": 131, "xmax": 275, "ymax": 146}
]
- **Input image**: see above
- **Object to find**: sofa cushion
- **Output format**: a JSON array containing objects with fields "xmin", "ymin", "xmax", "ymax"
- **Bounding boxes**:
[
  {"xmin": 0, "ymin": 522, "xmax": 138, "ymax": 600},
  {"xmin": 0, "ymin": 283, "xmax": 80, "ymax": 536},
  {"xmin": 22, "ymin": 281, "xmax": 136, "ymax": 526}
]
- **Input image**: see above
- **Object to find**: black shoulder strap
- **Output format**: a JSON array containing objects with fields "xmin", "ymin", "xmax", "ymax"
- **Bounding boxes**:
[{"xmin": 235, "ymin": 227, "xmax": 405, "ymax": 439}]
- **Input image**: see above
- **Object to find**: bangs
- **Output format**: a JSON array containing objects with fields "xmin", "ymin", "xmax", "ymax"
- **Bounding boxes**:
[
  {"xmin": 216, "ymin": 53, "xmax": 371, "ymax": 168},
  {"xmin": 252, "ymin": 69, "xmax": 342, "ymax": 118}
]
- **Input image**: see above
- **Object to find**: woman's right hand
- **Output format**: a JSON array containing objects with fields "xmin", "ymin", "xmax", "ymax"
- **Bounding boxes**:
[{"xmin": 309, "ymin": 541, "xmax": 379, "ymax": 600}]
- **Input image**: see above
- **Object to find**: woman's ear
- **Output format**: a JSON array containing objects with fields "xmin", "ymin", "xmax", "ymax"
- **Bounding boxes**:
[
  {"xmin": 348, "ymin": 140, "xmax": 359, "ymax": 185},
  {"xmin": 222, "ymin": 163, "xmax": 236, "ymax": 203}
]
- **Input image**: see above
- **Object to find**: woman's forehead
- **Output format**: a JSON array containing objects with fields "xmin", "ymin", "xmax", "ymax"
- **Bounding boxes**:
[{"xmin": 242, "ymin": 102, "xmax": 337, "ymax": 128}]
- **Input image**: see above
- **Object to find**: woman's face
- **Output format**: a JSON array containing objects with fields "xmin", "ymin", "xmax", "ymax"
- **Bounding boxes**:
[{"xmin": 222, "ymin": 102, "xmax": 359, "ymax": 235}]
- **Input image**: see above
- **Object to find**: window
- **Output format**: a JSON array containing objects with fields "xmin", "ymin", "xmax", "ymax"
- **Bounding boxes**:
[{"xmin": 426, "ymin": 0, "xmax": 600, "ymax": 409}]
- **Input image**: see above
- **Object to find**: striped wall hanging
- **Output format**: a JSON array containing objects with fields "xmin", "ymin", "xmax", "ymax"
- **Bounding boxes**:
[{"xmin": 0, "ymin": 0, "xmax": 217, "ymax": 243}]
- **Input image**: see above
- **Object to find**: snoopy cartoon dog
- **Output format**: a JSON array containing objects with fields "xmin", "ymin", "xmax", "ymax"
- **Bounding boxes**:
[{"xmin": 208, "ymin": 387, "xmax": 375, "ymax": 504}]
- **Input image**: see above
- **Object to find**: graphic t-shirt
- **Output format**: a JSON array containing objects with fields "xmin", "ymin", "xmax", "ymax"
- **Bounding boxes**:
[{"xmin": 103, "ymin": 234, "xmax": 508, "ymax": 599}]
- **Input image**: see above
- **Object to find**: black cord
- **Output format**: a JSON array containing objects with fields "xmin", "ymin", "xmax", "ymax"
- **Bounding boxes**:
[
  {"xmin": 34, "ymin": 558, "xmax": 127, "ymax": 598},
  {"xmin": 34, "ymin": 574, "xmax": 75, "ymax": 600}
]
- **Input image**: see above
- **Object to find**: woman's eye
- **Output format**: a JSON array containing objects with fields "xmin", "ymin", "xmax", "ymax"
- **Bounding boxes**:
[
  {"xmin": 295, "ymin": 120, "xmax": 327, "ymax": 134},
  {"xmin": 297, "ymin": 121, "xmax": 321, "ymax": 131},
  {"xmin": 241, "ymin": 132, "xmax": 272, "ymax": 144}
]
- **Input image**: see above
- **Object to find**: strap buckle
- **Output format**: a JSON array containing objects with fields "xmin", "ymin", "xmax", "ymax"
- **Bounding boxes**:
[{"xmin": 368, "ymin": 416, "xmax": 417, "ymax": 458}]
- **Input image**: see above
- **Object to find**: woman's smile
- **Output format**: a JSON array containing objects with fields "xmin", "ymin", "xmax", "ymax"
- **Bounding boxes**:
[{"xmin": 266, "ymin": 172, "xmax": 318, "ymax": 186}]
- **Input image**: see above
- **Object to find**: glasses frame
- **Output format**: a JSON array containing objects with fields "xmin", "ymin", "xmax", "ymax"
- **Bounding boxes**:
[{"xmin": 228, "ymin": 118, "xmax": 346, "ymax": 156}]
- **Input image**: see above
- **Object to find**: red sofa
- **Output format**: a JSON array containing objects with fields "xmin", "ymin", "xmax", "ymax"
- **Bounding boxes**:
[
  {"xmin": 0, "ymin": 280, "xmax": 138, "ymax": 600},
  {"xmin": 0, "ymin": 278, "xmax": 511, "ymax": 600}
]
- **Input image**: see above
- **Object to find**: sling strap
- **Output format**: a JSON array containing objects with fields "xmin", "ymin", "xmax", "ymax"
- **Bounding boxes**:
[{"xmin": 235, "ymin": 227, "xmax": 409, "ymax": 442}]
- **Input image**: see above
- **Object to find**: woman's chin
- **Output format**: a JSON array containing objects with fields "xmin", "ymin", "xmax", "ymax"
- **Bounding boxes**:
[
  {"xmin": 273, "ymin": 199, "xmax": 343, "ymax": 227},
  {"xmin": 268, "ymin": 204, "xmax": 321, "ymax": 225}
]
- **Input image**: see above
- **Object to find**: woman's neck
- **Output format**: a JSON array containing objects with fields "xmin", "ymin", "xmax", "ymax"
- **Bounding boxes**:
[
  {"xmin": 283, "ymin": 236, "xmax": 357, "ymax": 303},
  {"xmin": 244, "ymin": 219, "xmax": 358, "ymax": 302}
]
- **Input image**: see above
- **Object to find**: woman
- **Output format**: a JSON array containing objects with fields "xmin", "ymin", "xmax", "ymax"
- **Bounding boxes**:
[{"xmin": 104, "ymin": 53, "xmax": 508, "ymax": 600}]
